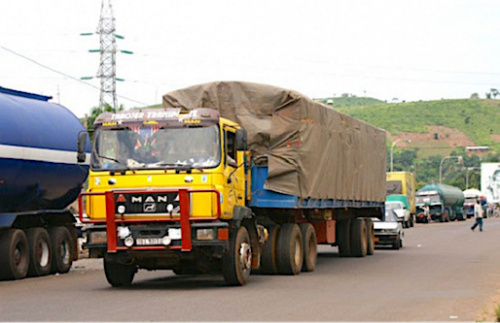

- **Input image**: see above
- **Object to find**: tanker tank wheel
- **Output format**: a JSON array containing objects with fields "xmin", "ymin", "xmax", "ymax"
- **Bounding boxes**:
[
  {"xmin": 103, "ymin": 258, "xmax": 136, "ymax": 287},
  {"xmin": 298, "ymin": 223, "xmax": 317, "ymax": 272},
  {"xmin": 0, "ymin": 229, "xmax": 30, "ymax": 280},
  {"xmin": 26, "ymin": 228, "xmax": 52, "ymax": 277},
  {"xmin": 254, "ymin": 224, "xmax": 280, "ymax": 275},
  {"xmin": 276, "ymin": 223, "xmax": 303, "ymax": 275},
  {"xmin": 49, "ymin": 226, "xmax": 74, "ymax": 274},
  {"xmin": 222, "ymin": 226, "xmax": 252, "ymax": 286}
]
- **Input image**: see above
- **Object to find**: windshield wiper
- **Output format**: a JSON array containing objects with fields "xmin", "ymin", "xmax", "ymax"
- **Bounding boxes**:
[
  {"xmin": 98, "ymin": 154, "xmax": 127, "ymax": 167},
  {"xmin": 152, "ymin": 161, "xmax": 204, "ymax": 172}
]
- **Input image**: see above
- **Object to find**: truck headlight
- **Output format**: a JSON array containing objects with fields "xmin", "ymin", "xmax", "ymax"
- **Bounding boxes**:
[
  {"xmin": 124, "ymin": 236, "xmax": 134, "ymax": 247},
  {"xmin": 196, "ymin": 228, "xmax": 214, "ymax": 240},
  {"xmin": 162, "ymin": 236, "xmax": 172, "ymax": 246}
]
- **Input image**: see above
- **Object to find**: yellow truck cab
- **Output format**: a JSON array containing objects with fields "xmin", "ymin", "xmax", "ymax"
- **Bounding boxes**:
[{"xmin": 80, "ymin": 108, "xmax": 258, "ymax": 286}]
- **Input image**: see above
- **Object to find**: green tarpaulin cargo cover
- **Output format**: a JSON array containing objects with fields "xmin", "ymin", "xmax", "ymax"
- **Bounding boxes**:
[{"xmin": 163, "ymin": 81, "xmax": 386, "ymax": 203}]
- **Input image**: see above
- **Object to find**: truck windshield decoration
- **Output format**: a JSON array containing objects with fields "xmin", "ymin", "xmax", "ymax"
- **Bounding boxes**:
[{"xmin": 92, "ymin": 125, "xmax": 220, "ymax": 170}]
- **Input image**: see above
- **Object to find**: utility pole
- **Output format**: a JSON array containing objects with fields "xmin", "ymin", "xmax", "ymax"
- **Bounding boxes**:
[{"xmin": 80, "ymin": 0, "xmax": 133, "ymax": 113}]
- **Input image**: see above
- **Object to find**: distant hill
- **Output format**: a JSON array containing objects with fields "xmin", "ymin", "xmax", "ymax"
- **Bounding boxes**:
[
  {"xmin": 313, "ymin": 96, "xmax": 384, "ymax": 107},
  {"xmin": 323, "ymin": 98, "xmax": 500, "ymax": 157}
]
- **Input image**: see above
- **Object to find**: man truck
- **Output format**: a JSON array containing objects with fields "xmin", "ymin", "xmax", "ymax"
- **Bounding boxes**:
[
  {"xmin": 79, "ymin": 81, "xmax": 386, "ymax": 287},
  {"xmin": 0, "ymin": 87, "xmax": 90, "ymax": 280},
  {"xmin": 416, "ymin": 184, "xmax": 465, "ymax": 222}
]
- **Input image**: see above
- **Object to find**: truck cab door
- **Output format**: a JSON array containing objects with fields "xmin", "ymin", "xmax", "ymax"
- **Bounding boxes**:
[{"xmin": 223, "ymin": 128, "xmax": 246, "ymax": 216}]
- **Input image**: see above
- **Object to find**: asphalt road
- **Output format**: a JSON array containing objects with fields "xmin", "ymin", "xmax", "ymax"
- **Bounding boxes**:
[{"xmin": 1, "ymin": 217, "xmax": 500, "ymax": 322}]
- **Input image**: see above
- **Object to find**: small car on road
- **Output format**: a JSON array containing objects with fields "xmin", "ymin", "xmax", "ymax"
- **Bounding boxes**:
[{"xmin": 373, "ymin": 208, "xmax": 404, "ymax": 250}]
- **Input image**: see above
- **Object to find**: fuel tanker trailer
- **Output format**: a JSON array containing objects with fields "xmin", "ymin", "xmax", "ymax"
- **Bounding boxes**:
[{"xmin": 0, "ymin": 87, "xmax": 90, "ymax": 280}]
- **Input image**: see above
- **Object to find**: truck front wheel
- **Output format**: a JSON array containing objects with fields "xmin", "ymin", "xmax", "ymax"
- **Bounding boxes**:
[
  {"xmin": 104, "ymin": 258, "xmax": 136, "ymax": 287},
  {"xmin": 222, "ymin": 226, "xmax": 252, "ymax": 286}
]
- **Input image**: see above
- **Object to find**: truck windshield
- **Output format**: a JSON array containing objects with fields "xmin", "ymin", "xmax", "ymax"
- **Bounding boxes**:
[
  {"xmin": 416, "ymin": 194, "xmax": 440, "ymax": 204},
  {"xmin": 91, "ymin": 125, "xmax": 221, "ymax": 170},
  {"xmin": 464, "ymin": 197, "xmax": 477, "ymax": 204}
]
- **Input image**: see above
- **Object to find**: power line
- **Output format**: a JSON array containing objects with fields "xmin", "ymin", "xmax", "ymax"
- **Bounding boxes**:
[{"xmin": 0, "ymin": 44, "xmax": 147, "ymax": 106}]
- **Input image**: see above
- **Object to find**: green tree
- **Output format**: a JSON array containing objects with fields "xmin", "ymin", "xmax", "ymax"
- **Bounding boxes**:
[{"xmin": 86, "ymin": 103, "xmax": 124, "ymax": 130}]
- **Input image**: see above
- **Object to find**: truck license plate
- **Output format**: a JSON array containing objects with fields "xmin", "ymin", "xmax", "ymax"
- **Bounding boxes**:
[{"xmin": 136, "ymin": 238, "xmax": 163, "ymax": 245}]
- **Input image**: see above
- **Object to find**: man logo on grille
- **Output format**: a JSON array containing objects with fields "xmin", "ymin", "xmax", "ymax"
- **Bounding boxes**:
[{"xmin": 144, "ymin": 203, "xmax": 157, "ymax": 212}]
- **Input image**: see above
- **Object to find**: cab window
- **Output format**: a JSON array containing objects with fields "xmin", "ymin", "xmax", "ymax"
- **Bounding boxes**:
[{"xmin": 225, "ymin": 129, "xmax": 237, "ymax": 167}]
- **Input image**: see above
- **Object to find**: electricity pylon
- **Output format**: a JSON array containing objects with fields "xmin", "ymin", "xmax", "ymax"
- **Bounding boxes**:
[{"xmin": 80, "ymin": 0, "xmax": 132, "ymax": 112}]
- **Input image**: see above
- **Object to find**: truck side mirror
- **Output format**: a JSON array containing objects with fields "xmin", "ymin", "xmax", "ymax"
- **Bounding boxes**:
[
  {"xmin": 77, "ymin": 131, "xmax": 88, "ymax": 163},
  {"xmin": 235, "ymin": 128, "xmax": 248, "ymax": 151}
]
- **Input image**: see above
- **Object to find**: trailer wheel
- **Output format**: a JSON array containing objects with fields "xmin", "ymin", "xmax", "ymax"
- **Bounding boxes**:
[
  {"xmin": 350, "ymin": 218, "xmax": 367, "ymax": 257},
  {"xmin": 26, "ymin": 228, "xmax": 52, "ymax": 277},
  {"xmin": 104, "ymin": 258, "xmax": 136, "ymax": 287},
  {"xmin": 222, "ymin": 226, "xmax": 252, "ymax": 286},
  {"xmin": 0, "ymin": 229, "xmax": 30, "ymax": 280},
  {"xmin": 336, "ymin": 219, "xmax": 351, "ymax": 257},
  {"xmin": 276, "ymin": 223, "xmax": 303, "ymax": 275},
  {"xmin": 257, "ymin": 225, "xmax": 280, "ymax": 274},
  {"xmin": 49, "ymin": 226, "xmax": 74, "ymax": 274},
  {"xmin": 365, "ymin": 219, "xmax": 375, "ymax": 256},
  {"xmin": 299, "ymin": 223, "xmax": 317, "ymax": 272}
]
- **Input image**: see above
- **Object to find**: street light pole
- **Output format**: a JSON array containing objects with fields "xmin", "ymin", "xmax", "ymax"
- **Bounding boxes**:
[
  {"xmin": 466, "ymin": 167, "xmax": 481, "ymax": 189},
  {"xmin": 390, "ymin": 139, "xmax": 411, "ymax": 172},
  {"xmin": 439, "ymin": 156, "xmax": 463, "ymax": 184}
]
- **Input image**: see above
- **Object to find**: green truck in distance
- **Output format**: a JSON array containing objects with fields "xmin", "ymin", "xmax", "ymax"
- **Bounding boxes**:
[{"xmin": 415, "ymin": 184, "xmax": 465, "ymax": 222}]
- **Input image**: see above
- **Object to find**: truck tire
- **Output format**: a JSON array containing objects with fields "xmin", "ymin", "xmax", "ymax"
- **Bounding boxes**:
[
  {"xmin": 222, "ymin": 226, "xmax": 252, "ymax": 286},
  {"xmin": 0, "ymin": 229, "xmax": 30, "ymax": 280},
  {"xmin": 336, "ymin": 219, "xmax": 351, "ymax": 257},
  {"xmin": 257, "ymin": 225, "xmax": 280, "ymax": 275},
  {"xmin": 350, "ymin": 218, "xmax": 367, "ymax": 257},
  {"xmin": 104, "ymin": 258, "xmax": 136, "ymax": 287},
  {"xmin": 365, "ymin": 218, "xmax": 375, "ymax": 256},
  {"xmin": 26, "ymin": 228, "xmax": 52, "ymax": 277},
  {"xmin": 276, "ymin": 223, "xmax": 303, "ymax": 275},
  {"xmin": 49, "ymin": 226, "xmax": 74, "ymax": 274},
  {"xmin": 299, "ymin": 223, "xmax": 317, "ymax": 272}
]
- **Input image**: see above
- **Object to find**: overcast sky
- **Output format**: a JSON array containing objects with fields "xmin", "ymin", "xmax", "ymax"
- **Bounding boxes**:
[{"xmin": 1, "ymin": 0, "xmax": 499, "ymax": 118}]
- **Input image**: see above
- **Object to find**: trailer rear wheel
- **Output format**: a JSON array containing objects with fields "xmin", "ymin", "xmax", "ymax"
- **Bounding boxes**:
[
  {"xmin": 299, "ymin": 223, "xmax": 317, "ymax": 272},
  {"xmin": 257, "ymin": 225, "xmax": 280, "ymax": 274},
  {"xmin": 104, "ymin": 258, "xmax": 136, "ymax": 287},
  {"xmin": 276, "ymin": 223, "xmax": 303, "ymax": 275},
  {"xmin": 350, "ymin": 218, "xmax": 367, "ymax": 257},
  {"xmin": 49, "ymin": 226, "xmax": 74, "ymax": 274},
  {"xmin": 336, "ymin": 219, "xmax": 351, "ymax": 257},
  {"xmin": 222, "ymin": 226, "xmax": 252, "ymax": 286},
  {"xmin": 0, "ymin": 229, "xmax": 30, "ymax": 280},
  {"xmin": 365, "ymin": 219, "xmax": 375, "ymax": 256},
  {"xmin": 26, "ymin": 228, "xmax": 52, "ymax": 277}
]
